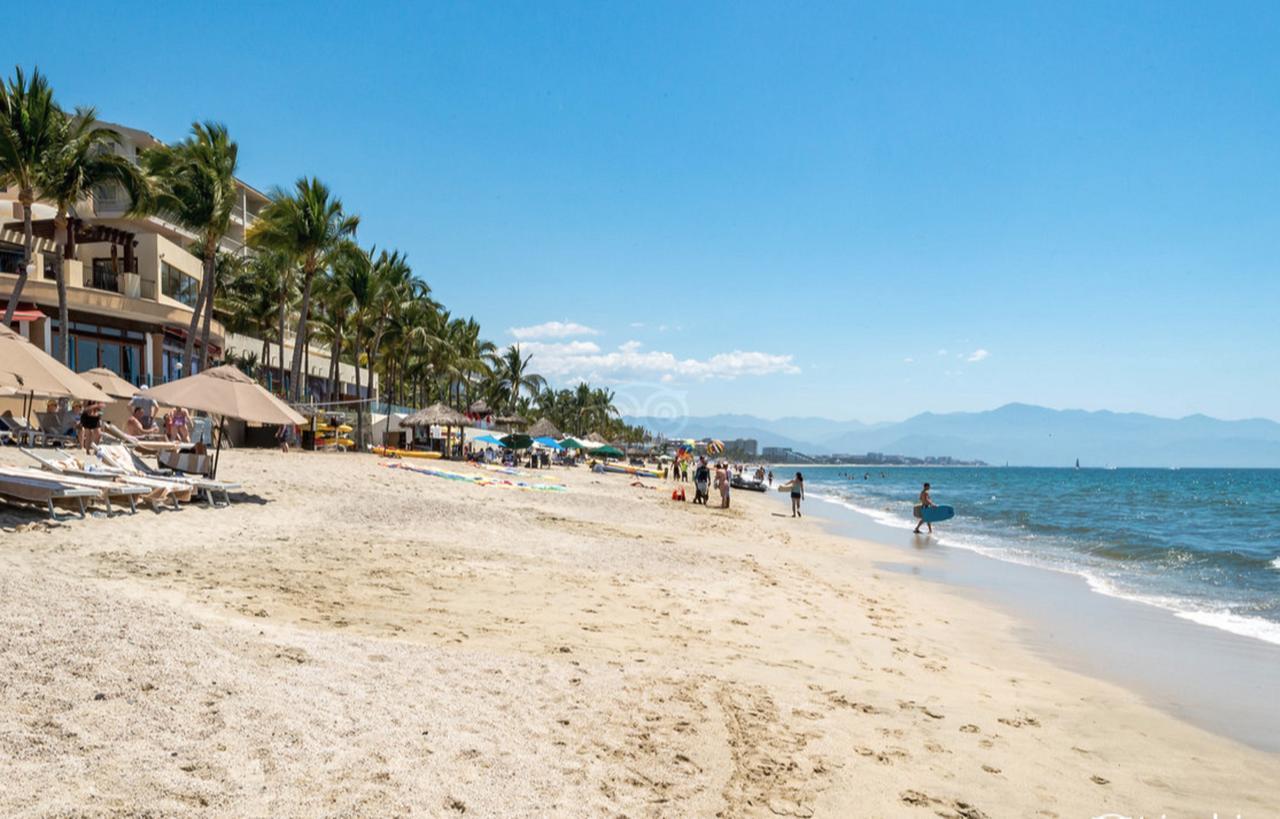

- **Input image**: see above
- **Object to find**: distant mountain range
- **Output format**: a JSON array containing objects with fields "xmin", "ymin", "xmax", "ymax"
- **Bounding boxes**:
[{"xmin": 624, "ymin": 403, "xmax": 1280, "ymax": 467}]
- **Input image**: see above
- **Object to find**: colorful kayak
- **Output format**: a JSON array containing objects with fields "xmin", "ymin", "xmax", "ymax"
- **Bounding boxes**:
[
  {"xmin": 602, "ymin": 464, "xmax": 662, "ymax": 479},
  {"xmin": 372, "ymin": 446, "xmax": 443, "ymax": 460}
]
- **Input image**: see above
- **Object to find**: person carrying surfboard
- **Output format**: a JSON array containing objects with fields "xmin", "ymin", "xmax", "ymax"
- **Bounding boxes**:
[{"xmin": 914, "ymin": 482, "xmax": 935, "ymax": 534}]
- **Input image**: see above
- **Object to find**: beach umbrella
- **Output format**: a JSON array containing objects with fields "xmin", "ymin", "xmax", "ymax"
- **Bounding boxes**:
[
  {"xmin": 474, "ymin": 434, "xmax": 504, "ymax": 446},
  {"xmin": 84, "ymin": 367, "xmax": 139, "ymax": 400},
  {"xmin": 501, "ymin": 433, "xmax": 533, "ymax": 450},
  {"xmin": 0, "ymin": 323, "xmax": 111, "ymax": 404},
  {"xmin": 706, "ymin": 439, "xmax": 725, "ymax": 455},
  {"xmin": 527, "ymin": 418, "xmax": 562, "ymax": 438},
  {"xmin": 533, "ymin": 436, "xmax": 563, "ymax": 450},
  {"xmin": 144, "ymin": 365, "xmax": 306, "ymax": 478},
  {"xmin": 559, "ymin": 437, "xmax": 586, "ymax": 450},
  {"xmin": 592, "ymin": 445, "xmax": 624, "ymax": 458}
]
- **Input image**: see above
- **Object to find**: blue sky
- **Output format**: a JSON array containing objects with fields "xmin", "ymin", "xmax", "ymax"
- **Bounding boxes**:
[{"xmin": 16, "ymin": 1, "xmax": 1280, "ymax": 422}]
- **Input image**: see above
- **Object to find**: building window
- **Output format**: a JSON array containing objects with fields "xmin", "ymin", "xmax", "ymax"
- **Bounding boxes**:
[
  {"xmin": 161, "ymin": 262, "xmax": 199, "ymax": 308},
  {"xmin": 0, "ymin": 242, "xmax": 23, "ymax": 275},
  {"xmin": 52, "ymin": 319, "xmax": 145, "ymax": 386},
  {"xmin": 91, "ymin": 258, "xmax": 121, "ymax": 293},
  {"xmin": 42, "ymin": 252, "xmax": 58, "ymax": 280}
]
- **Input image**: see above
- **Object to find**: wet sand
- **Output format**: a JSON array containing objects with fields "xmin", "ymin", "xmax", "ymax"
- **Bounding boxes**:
[{"xmin": 0, "ymin": 448, "xmax": 1276, "ymax": 817}]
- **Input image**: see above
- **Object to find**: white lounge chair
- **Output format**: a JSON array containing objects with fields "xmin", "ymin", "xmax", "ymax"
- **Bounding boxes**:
[
  {"xmin": 18, "ymin": 449, "xmax": 168, "ymax": 513},
  {"xmin": 0, "ymin": 470, "xmax": 98, "ymax": 518},
  {"xmin": 0, "ymin": 465, "xmax": 150, "ymax": 515},
  {"xmin": 96, "ymin": 444, "xmax": 237, "ymax": 507}
]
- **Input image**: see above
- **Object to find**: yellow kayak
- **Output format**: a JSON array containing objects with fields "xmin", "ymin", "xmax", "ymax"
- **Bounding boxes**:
[{"xmin": 372, "ymin": 446, "xmax": 442, "ymax": 460}]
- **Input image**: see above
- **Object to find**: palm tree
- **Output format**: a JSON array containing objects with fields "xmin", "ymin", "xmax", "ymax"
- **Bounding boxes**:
[
  {"xmin": 247, "ymin": 177, "xmax": 358, "ymax": 401},
  {"xmin": 365, "ymin": 249, "xmax": 412, "ymax": 416},
  {"xmin": 491, "ymin": 344, "xmax": 547, "ymax": 414},
  {"xmin": 37, "ymin": 107, "xmax": 145, "ymax": 362},
  {"xmin": 0, "ymin": 66, "xmax": 60, "ymax": 326},
  {"xmin": 216, "ymin": 252, "xmax": 280, "ymax": 372},
  {"xmin": 331, "ymin": 243, "xmax": 392, "ymax": 448},
  {"xmin": 139, "ymin": 121, "xmax": 239, "ymax": 376}
]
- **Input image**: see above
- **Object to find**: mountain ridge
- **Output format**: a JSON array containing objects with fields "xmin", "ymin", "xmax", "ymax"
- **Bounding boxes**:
[{"xmin": 623, "ymin": 403, "xmax": 1280, "ymax": 467}]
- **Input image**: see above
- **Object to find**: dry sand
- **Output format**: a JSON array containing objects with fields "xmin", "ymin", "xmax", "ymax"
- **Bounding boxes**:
[{"xmin": 0, "ymin": 448, "xmax": 1276, "ymax": 817}]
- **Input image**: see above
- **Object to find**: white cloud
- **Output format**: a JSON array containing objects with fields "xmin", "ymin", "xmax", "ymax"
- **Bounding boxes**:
[
  {"xmin": 509, "ymin": 320, "xmax": 600, "ymax": 340},
  {"xmin": 937, "ymin": 349, "xmax": 948, "ymax": 356},
  {"xmin": 903, "ymin": 357, "xmax": 914, "ymax": 364},
  {"xmin": 629, "ymin": 321, "xmax": 646, "ymax": 328},
  {"xmin": 517, "ymin": 340, "xmax": 602, "ymax": 358},
  {"xmin": 966, "ymin": 348, "xmax": 990, "ymax": 363},
  {"xmin": 516, "ymin": 339, "xmax": 799, "ymax": 382}
]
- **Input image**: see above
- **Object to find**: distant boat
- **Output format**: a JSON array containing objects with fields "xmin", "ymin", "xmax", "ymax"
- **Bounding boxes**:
[{"xmin": 1075, "ymin": 458, "xmax": 1080, "ymax": 469}]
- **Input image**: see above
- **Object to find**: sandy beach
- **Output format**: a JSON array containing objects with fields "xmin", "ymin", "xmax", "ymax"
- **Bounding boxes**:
[{"xmin": 1, "ymin": 448, "xmax": 1276, "ymax": 817}]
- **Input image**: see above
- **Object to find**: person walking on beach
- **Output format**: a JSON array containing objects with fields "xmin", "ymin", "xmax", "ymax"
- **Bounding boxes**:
[
  {"xmin": 787, "ymin": 472, "xmax": 804, "ymax": 517},
  {"xmin": 716, "ymin": 463, "xmax": 731, "ymax": 509},
  {"xmin": 693, "ymin": 458, "xmax": 711, "ymax": 505},
  {"xmin": 767, "ymin": 469, "xmax": 774, "ymax": 487},
  {"xmin": 78, "ymin": 401, "xmax": 104, "ymax": 453},
  {"xmin": 913, "ymin": 482, "xmax": 935, "ymax": 534}
]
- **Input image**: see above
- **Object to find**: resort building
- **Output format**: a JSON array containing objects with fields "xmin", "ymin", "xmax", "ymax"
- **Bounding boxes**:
[{"xmin": 1, "ymin": 120, "xmax": 374, "ymax": 403}]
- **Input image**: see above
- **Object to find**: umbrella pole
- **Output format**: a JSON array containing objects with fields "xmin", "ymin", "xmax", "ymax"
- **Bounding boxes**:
[{"xmin": 213, "ymin": 416, "xmax": 226, "ymax": 480}]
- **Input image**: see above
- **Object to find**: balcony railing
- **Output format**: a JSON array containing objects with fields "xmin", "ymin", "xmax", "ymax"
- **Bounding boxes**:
[{"xmin": 82, "ymin": 267, "xmax": 153, "ymax": 300}]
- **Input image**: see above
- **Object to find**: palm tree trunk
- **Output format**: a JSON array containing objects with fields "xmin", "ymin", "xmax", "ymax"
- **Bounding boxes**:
[
  {"xmin": 53, "ymin": 212, "xmax": 69, "ymax": 364},
  {"xmin": 353, "ymin": 332, "xmax": 364, "ymax": 449},
  {"xmin": 289, "ymin": 264, "xmax": 315, "ymax": 402},
  {"xmin": 276, "ymin": 286, "xmax": 287, "ymax": 395},
  {"xmin": 181, "ymin": 248, "xmax": 214, "ymax": 377},
  {"xmin": 199, "ymin": 258, "xmax": 217, "ymax": 370},
  {"xmin": 2, "ymin": 196, "xmax": 35, "ymax": 326}
]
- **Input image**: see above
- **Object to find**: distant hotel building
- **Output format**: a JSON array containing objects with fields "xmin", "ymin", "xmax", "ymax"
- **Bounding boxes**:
[
  {"xmin": 1, "ymin": 121, "xmax": 372, "ymax": 399},
  {"xmin": 762, "ymin": 446, "xmax": 814, "ymax": 463},
  {"xmin": 724, "ymin": 438, "xmax": 758, "ymax": 458}
]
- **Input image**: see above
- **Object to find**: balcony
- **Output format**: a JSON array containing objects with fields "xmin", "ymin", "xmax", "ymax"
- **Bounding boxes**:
[{"xmin": 83, "ymin": 266, "xmax": 155, "ymax": 300}]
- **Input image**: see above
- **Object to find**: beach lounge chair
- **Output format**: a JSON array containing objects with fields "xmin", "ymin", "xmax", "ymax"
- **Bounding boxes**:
[
  {"xmin": 102, "ymin": 421, "xmax": 193, "ymax": 453},
  {"xmin": 18, "ymin": 449, "xmax": 168, "ymax": 512},
  {"xmin": 96, "ymin": 444, "xmax": 238, "ymax": 507},
  {"xmin": 34, "ymin": 412, "xmax": 79, "ymax": 448},
  {"xmin": 0, "ymin": 413, "xmax": 43, "ymax": 447},
  {"xmin": 0, "ymin": 470, "xmax": 97, "ymax": 518},
  {"xmin": 0, "ymin": 464, "xmax": 149, "ymax": 515}
]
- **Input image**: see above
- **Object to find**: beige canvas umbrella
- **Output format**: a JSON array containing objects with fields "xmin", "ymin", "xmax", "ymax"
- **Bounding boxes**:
[
  {"xmin": 0, "ymin": 323, "xmax": 112, "ymax": 403},
  {"xmin": 143, "ymin": 366, "xmax": 306, "ymax": 478},
  {"xmin": 83, "ymin": 367, "xmax": 139, "ymax": 400},
  {"xmin": 144, "ymin": 366, "xmax": 305, "ymax": 426}
]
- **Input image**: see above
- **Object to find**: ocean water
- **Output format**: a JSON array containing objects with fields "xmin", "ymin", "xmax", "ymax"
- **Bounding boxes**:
[{"xmin": 792, "ymin": 466, "xmax": 1280, "ymax": 646}]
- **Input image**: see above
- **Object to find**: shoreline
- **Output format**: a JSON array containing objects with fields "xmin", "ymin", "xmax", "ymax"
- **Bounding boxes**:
[
  {"xmin": 1, "ymin": 448, "xmax": 1276, "ymax": 815},
  {"xmin": 784, "ymin": 487, "xmax": 1280, "ymax": 753}
]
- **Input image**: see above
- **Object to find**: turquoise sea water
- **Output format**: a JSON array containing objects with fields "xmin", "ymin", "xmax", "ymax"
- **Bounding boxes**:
[{"xmin": 792, "ymin": 466, "xmax": 1280, "ymax": 645}]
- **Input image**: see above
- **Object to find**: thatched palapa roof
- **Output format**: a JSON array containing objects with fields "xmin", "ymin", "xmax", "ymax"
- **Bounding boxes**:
[
  {"xmin": 527, "ymin": 418, "xmax": 561, "ymax": 438},
  {"xmin": 496, "ymin": 414, "xmax": 529, "ymax": 428},
  {"xmin": 403, "ymin": 402, "xmax": 469, "ymax": 427}
]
